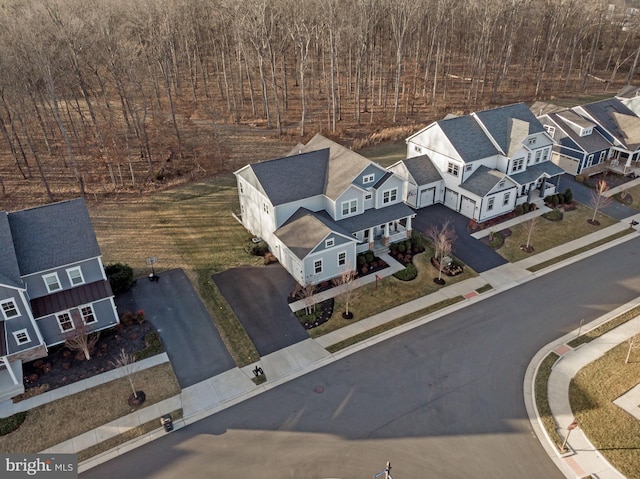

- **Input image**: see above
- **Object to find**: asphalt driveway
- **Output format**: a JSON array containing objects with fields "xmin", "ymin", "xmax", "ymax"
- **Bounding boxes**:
[
  {"xmin": 213, "ymin": 263, "xmax": 308, "ymax": 357},
  {"xmin": 412, "ymin": 204, "xmax": 508, "ymax": 273},
  {"xmin": 114, "ymin": 268, "xmax": 235, "ymax": 388},
  {"xmin": 559, "ymin": 175, "xmax": 638, "ymax": 220}
]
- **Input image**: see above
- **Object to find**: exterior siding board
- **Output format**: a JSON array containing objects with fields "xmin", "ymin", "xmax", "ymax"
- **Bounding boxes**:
[{"xmin": 23, "ymin": 258, "xmax": 104, "ymax": 300}]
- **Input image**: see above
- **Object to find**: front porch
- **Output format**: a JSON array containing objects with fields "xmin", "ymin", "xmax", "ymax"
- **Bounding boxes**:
[
  {"xmin": 583, "ymin": 158, "xmax": 640, "ymax": 178},
  {"xmin": 0, "ymin": 358, "xmax": 24, "ymax": 404},
  {"xmin": 356, "ymin": 219, "xmax": 412, "ymax": 255}
]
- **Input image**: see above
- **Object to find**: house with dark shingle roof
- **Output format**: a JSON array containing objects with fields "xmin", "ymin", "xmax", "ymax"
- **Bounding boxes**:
[
  {"xmin": 537, "ymin": 109, "xmax": 611, "ymax": 175},
  {"xmin": 0, "ymin": 198, "xmax": 119, "ymax": 402},
  {"xmin": 235, "ymin": 134, "xmax": 415, "ymax": 286},
  {"xmin": 573, "ymin": 98, "xmax": 640, "ymax": 175},
  {"xmin": 393, "ymin": 103, "xmax": 562, "ymax": 222}
]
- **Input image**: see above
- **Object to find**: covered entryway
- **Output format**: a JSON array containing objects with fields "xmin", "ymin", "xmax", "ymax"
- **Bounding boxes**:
[
  {"xmin": 444, "ymin": 188, "xmax": 458, "ymax": 210},
  {"xmin": 460, "ymin": 196, "xmax": 476, "ymax": 219},
  {"xmin": 419, "ymin": 187, "xmax": 436, "ymax": 208}
]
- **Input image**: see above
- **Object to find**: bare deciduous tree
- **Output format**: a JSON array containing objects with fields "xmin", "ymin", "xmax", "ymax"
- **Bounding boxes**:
[
  {"xmin": 63, "ymin": 316, "xmax": 99, "ymax": 361},
  {"xmin": 425, "ymin": 220, "xmax": 456, "ymax": 283},
  {"xmin": 625, "ymin": 334, "xmax": 639, "ymax": 364},
  {"xmin": 111, "ymin": 348, "xmax": 139, "ymax": 400},
  {"xmin": 332, "ymin": 261, "xmax": 360, "ymax": 319},
  {"xmin": 521, "ymin": 216, "xmax": 538, "ymax": 253},
  {"xmin": 589, "ymin": 179, "xmax": 612, "ymax": 225}
]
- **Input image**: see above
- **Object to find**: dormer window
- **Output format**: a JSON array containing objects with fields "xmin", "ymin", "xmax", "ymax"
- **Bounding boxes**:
[
  {"xmin": 341, "ymin": 199, "xmax": 357, "ymax": 216},
  {"xmin": 447, "ymin": 162, "xmax": 460, "ymax": 177},
  {"xmin": 544, "ymin": 125, "xmax": 556, "ymax": 138},
  {"xmin": 498, "ymin": 180, "xmax": 506, "ymax": 188},
  {"xmin": 528, "ymin": 137, "xmax": 537, "ymax": 146},
  {"xmin": 414, "ymin": 145, "xmax": 422, "ymax": 153},
  {"xmin": 580, "ymin": 127, "xmax": 592, "ymax": 137},
  {"xmin": 465, "ymin": 165, "xmax": 472, "ymax": 172},
  {"xmin": 512, "ymin": 158, "xmax": 525, "ymax": 172},
  {"xmin": 363, "ymin": 174, "xmax": 375, "ymax": 184},
  {"xmin": 325, "ymin": 238, "xmax": 335, "ymax": 248}
]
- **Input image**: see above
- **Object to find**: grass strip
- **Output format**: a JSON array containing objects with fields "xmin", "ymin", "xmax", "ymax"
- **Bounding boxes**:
[
  {"xmin": 77, "ymin": 409, "xmax": 183, "ymax": 463},
  {"xmin": 528, "ymin": 229, "xmax": 635, "ymax": 272},
  {"xmin": 0, "ymin": 363, "xmax": 179, "ymax": 453},
  {"xmin": 326, "ymin": 297, "xmax": 463, "ymax": 353},
  {"xmin": 534, "ymin": 352, "xmax": 565, "ymax": 452},
  {"xmin": 568, "ymin": 304, "xmax": 640, "ymax": 348},
  {"xmin": 475, "ymin": 283, "xmax": 493, "ymax": 294}
]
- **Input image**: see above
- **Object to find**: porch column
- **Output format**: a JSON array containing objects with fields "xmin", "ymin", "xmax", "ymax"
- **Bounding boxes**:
[
  {"xmin": 382, "ymin": 223, "xmax": 390, "ymax": 246},
  {"xmin": 1, "ymin": 357, "xmax": 19, "ymax": 385},
  {"xmin": 405, "ymin": 216, "xmax": 412, "ymax": 238},
  {"xmin": 368, "ymin": 227, "xmax": 374, "ymax": 251}
]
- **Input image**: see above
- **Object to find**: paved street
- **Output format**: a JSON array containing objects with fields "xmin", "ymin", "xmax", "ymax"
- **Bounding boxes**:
[{"xmin": 82, "ymin": 237, "xmax": 640, "ymax": 479}]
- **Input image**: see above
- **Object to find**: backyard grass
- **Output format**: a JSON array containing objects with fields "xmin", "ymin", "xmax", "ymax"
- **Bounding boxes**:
[
  {"xmin": 308, "ymin": 252, "xmax": 478, "ymax": 338},
  {"xmin": 0, "ymin": 363, "xmax": 179, "ymax": 454},
  {"xmin": 570, "ymin": 342, "xmax": 640, "ymax": 479},
  {"xmin": 496, "ymin": 205, "xmax": 617, "ymax": 262},
  {"xmin": 89, "ymin": 175, "xmax": 261, "ymax": 367},
  {"xmin": 357, "ymin": 140, "xmax": 407, "ymax": 168}
]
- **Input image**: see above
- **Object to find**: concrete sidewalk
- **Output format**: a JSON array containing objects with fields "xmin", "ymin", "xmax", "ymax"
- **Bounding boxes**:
[
  {"xmin": 525, "ymin": 299, "xmax": 640, "ymax": 479},
  {"xmin": 26, "ymin": 213, "xmax": 640, "ymax": 477}
]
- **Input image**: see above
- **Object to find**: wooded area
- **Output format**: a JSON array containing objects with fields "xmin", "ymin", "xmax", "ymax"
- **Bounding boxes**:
[{"xmin": 1, "ymin": 0, "xmax": 640, "ymax": 208}]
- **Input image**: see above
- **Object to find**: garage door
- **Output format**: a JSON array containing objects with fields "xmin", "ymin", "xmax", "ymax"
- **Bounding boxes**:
[
  {"xmin": 419, "ymin": 187, "xmax": 435, "ymax": 208},
  {"xmin": 553, "ymin": 153, "xmax": 579, "ymax": 175},
  {"xmin": 444, "ymin": 188, "xmax": 458, "ymax": 209},
  {"xmin": 460, "ymin": 196, "xmax": 476, "ymax": 218}
]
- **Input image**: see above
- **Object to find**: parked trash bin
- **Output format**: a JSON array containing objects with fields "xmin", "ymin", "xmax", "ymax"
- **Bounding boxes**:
[{"xmin": 160, "ymin": 414, "xmax": 173, "ymax": 432}]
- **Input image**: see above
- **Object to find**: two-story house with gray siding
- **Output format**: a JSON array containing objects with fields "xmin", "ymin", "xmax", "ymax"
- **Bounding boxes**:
[
  {"xmin": 391, "ymin": 103, "xmax": 564, "ymax": 222},
  {"xmin": 235, "ymin": 134, "xmax": 416, "ymax": 286},
  {"xmin": 0, "ymin": 198, "xmax": 119, "ymax": 402}
]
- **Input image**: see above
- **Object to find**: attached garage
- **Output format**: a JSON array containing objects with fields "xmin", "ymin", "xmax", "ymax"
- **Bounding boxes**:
[
  {"xmin": 444, "ymin": 188, "xmax": 458, "ymax": 210},
  {"xmin": 552, "ymin": 152, "xmax": 579, "ymax": 175},
  {"xmin": 419, "ymin": 187, "xmax": 436, "ymax": 208},
  {"xmin": 460, "ymin": 196, "xmax": 476, "ymax": 219}
]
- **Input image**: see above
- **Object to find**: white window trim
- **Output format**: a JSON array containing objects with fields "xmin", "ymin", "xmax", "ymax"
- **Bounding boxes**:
[
  {"xmin": 535, "ymin": 150, "xmax": 542, "ymax": 163},
  {"xmin": 382, "ymin": 188, "xmax": 398, "ymax": 204},
  {"xmin": 447, "ymin": 162, "xmax": 460, "ymax": 177},
  {"xmin": 337, "ymin": 251, "xmax": 346, "ymax": 267},
  {"xmin": 512, "ymin": 158, "xmax": 525, "ymax": 172},
  {"xmin": 43, "ymin": 272, "xmax": 62, "ymax": 293},
  {"xmin": 503, "ymin": 192, "xmax": 511, "ymax": 206},
  {"xmin": 13, "ymin": 329, "xmax": 30, "ymax": 345},
  {"xmin": 314, "ymin": 259, "xmax": 323, "ymax": 274},
  {"xmin": 487, "ymin": 197, "xmax": 495, "ymax": 211},
  {"xmin": 325, "ymin": 238, "xmax": 335, "ymax": 248},
  {"xmin": 66, "ymin": 266, "xmax": 85, "ymax": 286},
  {"xmin": 80, "ymin": 304, "xmax": 97, "ymax": 325},
  {"xmin": 528, "ymin": 137, "xmax": 537, "ymax": 145},
  {"xmin": 365, "ymin": 193, "xmax": 372, "ymax": 200},
  {"xmin": 341, "ymin": 199, "xmax": 358, "ymax": 216},
  {"xmin": 362, "ymin": 174, "xmax": 375, "ymax": 184},
  {"xmin": 1, "ymin": 299, "xmax": 20, "ymax": 320},
  {"xmin": 56, "ymin": 311, "xmax": 75, "ymax": 333}
]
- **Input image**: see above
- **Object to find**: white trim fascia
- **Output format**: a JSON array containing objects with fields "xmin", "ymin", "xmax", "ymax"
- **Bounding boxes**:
[
  {"xmin": 18, "ymin": 289, "xmax": 45, "ymax": 346},
  {"xmin": 21, "ymin": 256, "xmax": 103, "ymax": 279}
]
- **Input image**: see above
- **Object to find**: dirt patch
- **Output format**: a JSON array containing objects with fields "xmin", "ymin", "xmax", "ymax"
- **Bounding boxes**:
[{"xmin": 19, "ymin": 319, "xmax": 160, "ymax": 397}]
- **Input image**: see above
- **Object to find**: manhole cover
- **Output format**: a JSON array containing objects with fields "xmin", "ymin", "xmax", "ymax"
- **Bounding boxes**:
[{"xmin": 314, "ymin": 385, "xmax": 325, "ymax": 394}]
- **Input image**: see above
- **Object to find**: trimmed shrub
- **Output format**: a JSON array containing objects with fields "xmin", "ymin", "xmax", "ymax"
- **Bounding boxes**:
[
  {"xmin": 246, "ymin": 240, "xmax": 269, "ymax": 256},
  {"xmin": 105, "ymin": 263, "xmax": 136, "ymax": 294},
  {"xmin": 557, "ymin": 193, "xmax": 565, "ymax": 204},
  {"xmin": 514, "ymin": 204, "xmax": 524, "ymax": 216},
  {"xmin": 397, "ymin": 243, "xmax": 406, "ymax": 253},
  {"xmin": 564, "ymin": 188, "xmax": 573, "ymax": 203},
  {"xmin": 389, "ymin": 243, "xmax": 398, "ymax": 253},
  {"xmin": 551, "ymin": 195, "xmax": 559, "ymax": 207},
  {"xmin": 544, "ymin": 195, "xmax": 553, "ymax": 204},
  {"xmin": 357, "ymin": 254, "xmax": 366, "ymax": 267},
  {"xmin": 522, "ymin": 202, "xmax": 530, "ymax": 213},
  {"xmin": 393, "ymin": 263, "xmax": 417, "ymax": 281},
  {"xmin": 575, "ymin": 174, "xmax": 586, "ymax": 183},
  {"xmin": 0, "ymin": 412, "xmax": 27, "ymax": 436},
  {"xmin": 542, "ymin": 209, "xmax": 563, "ymax": 221},
  {"xmin": 365, "ymin": 251, "xmax": 375, "ymax": 263}
]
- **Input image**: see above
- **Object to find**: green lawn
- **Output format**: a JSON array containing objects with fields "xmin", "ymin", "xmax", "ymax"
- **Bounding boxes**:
[{"xmin": 496, "ymin": 205, "xmax": 617, "ymax": 262}]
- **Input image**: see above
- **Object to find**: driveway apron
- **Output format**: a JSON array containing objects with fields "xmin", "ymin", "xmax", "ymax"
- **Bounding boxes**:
[
  {"xmin": 412, "ymin": 204, "xmax": 507, "ymax": 273},
  {"xmin": 213, "ymin": 263, "xmax": 309, "ymax": 357},
  {"xmin": 114, "ymin": 268, "xmax": 235, "ymax": 388}
]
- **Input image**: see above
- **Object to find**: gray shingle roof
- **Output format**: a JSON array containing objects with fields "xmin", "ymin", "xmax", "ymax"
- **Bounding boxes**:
[
  {"xmin": 8, "ymin": 198, "xmax": 101, "ymax": 275},
  {"xmin": 474, "ymin": 103, "xmax": 546, "ymax": 154},
  {"xmin": 549, "ymin": 111, "xmax": 611, "ymax": 153},
  {"xmin": 438, "ymin": 115, "xmax": 500, "ymax": 163},
  {"xmin": 509, "ymin": 161, "xmax": 565, "ymax": 185},
  {"xmin": 579, "ymin": 98, "xmax": 640, "ymax": 149},
  {"xmin": 0, "ymin": 212, "xmax": 23, "ymax": 288},
  {"xmin": 246, "ymin": 149, "xmax": 329, "ymax": 206},
  {"xmin": 403, "ymin": 155, "xmax": 443, "ymax": 185},
  {"xmin": 335, "ymin": 203, "xmax": 416, "ymax": 234},
  {"xmin": 275, "ymin": 208, "xmax": 354, "ymax": 259},
  {"xmin": 461, "ymin": 166, "xmax": 510, "ymax": 196}
]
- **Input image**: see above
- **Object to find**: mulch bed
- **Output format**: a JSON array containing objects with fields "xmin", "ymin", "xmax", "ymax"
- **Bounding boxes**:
[
  {"xmin": 586, "ymin": 172, "xmax": 634, "ymax": 189},
  {"xmin": 20, "ymin": 319, "xmax": 159, "ymax": 395}
]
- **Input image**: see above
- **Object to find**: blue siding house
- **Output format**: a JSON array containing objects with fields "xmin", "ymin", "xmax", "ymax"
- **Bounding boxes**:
[{"xmin": 0, "ymin": 198, "xmax": 119, "ymax": 403}]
